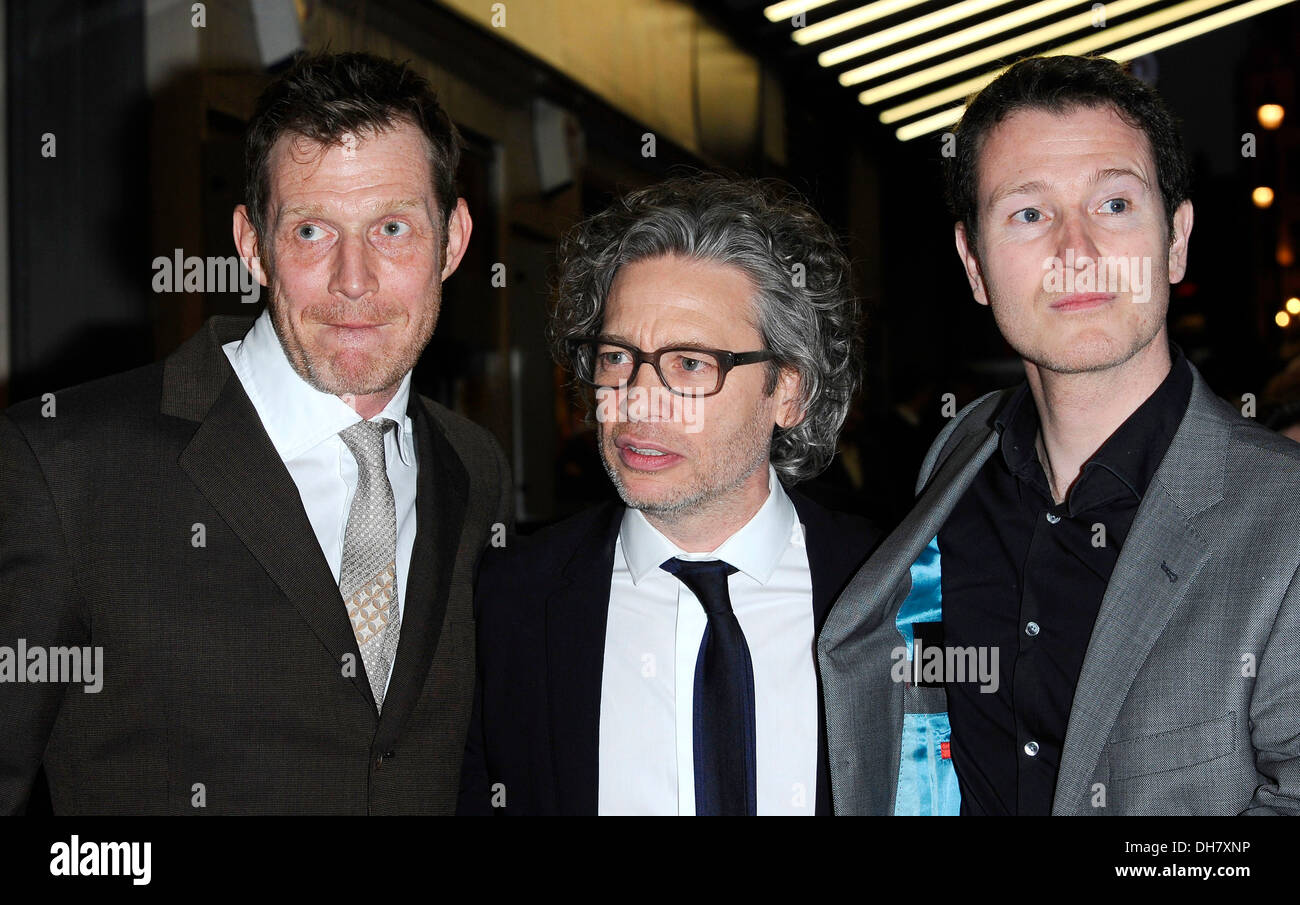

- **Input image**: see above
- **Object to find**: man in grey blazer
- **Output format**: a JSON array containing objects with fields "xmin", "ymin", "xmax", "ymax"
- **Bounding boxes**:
[
  {"xmin": 819, "ymin": 55, "xmax": 1300, "ymax": 815},
  {"xmin": 0, "ymin": 53, "xmax": 511, "ymax": 814}
]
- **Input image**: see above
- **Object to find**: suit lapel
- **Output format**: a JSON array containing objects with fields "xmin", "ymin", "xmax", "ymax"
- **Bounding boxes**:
[
  {"xmin": 1053, "ymin": 371, "xmax": 1227, "ymax": 814},
  {"xmin": 822, "ymin": 424, "xmax": 998, "ymax": 653},
  {"xmin": 793, "ymin": 493, "xmax": 864, "ymax": 630},
  {"xmin": 373, "ymin": 395, "xmax": 469, "ymax": 746},
  {"xmin": 818, "ymin": 421, "xmax": 999, "ymax": 814},
  {"xmin": 546, "ymin": 503, "xmax": 622, "ymax": 815},
  {"xmin": 177, "ymin": 362, "xmax": 376, "ymax": 712},
  {"xmin": 166, "ymin": 316, "xmax": 473, "ymax": 727},
  {"xmin": 794, "ymin": 491, "xmax": 875, "ymax": 817}
]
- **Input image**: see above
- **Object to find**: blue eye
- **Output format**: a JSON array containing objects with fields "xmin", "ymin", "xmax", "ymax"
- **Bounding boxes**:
[
  {"xmin": 297, "ymin": 224, "xmax": 325, "ymax": 240},
  {"xmin": 1012, "ymin": 208, "xmax": 1043, "ymax": 224},
  {"xmin": 381, "ymin": 220, "xmax": 410, "ymax": 237},
  {"xmin": 1101, "ymin": 198, "xmax": 1129, "ymax": 214}
]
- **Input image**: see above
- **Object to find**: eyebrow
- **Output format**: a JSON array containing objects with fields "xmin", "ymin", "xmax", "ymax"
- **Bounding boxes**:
[
  {"xmin": 598, "ymin": 333, "xmax": 718, "ymax": 351},
  {"xmin": 277, "ymin": 198, "xmax": 428, "ymax": 222},
  {"xmin": 985, "ymin": 167, "xmax": 1152, "ymax": 211}
]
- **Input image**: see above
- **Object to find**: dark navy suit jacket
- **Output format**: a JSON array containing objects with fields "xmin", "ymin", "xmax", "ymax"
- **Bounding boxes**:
[{"xmin": 458, "ymin": 488, "xmax": 879, "ymax": 815}]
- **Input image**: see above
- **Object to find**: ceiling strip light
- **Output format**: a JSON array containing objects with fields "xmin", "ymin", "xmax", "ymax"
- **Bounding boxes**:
[
  {"xmin": 763, "ymin": 0, "xmax": 837, "ymax": 23},
  {"xmin": 894, "ymin": 0, "xmax": 1300, "ymax": 139},
  {"xmin": 818, "ymin": 0, "xmax": 1020, "ymax": 65},
  {"xmin": 792, "ymin": 0, "xmax": 932, "ymax": 45},
  {"xmin": 894, "ymin": 105, "xmax": 966, "ymax": 141},
  {"xmin": 839, "ymin": 0, "xmax": 1092, "ymax": 86},
  {"xmin": 866, "ymin": 0, "xmax": 1177, "ymax": 109},
  {"xmin": 1104, "ymin": 0, "xmax": 1300, "ymax": 61},
  {"xmin": 874, "ymin": 0, "xmax": 1232, "ymax": 117}
]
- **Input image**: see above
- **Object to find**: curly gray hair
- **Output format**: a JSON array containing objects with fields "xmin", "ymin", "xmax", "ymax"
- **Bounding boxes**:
[{"xmin": 547, "ymin": 173, "xmax": 863, "ymax": 484}]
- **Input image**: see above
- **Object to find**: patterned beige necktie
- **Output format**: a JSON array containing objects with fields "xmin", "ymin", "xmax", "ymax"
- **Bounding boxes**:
[{"xmin": 338, "ymin": 418, "xmax": 401, "ymax": 713}]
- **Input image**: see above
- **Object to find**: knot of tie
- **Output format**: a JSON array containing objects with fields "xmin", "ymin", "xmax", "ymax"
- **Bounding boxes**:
[
  {"xmin": 339, "ymin": 418, "xmax": 395, "ymax": 469},
  {"xmin": 660, "ymin": 557, "xmax": 738, "ymax": 615}
]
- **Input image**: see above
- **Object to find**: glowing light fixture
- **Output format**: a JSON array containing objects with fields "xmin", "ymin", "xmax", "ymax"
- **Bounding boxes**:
[
  {"xmin": 791, "ymin": 0, "xmax": 932, "ymax": 45},
  {"xmin": 876, "ymin": 0, "xmax": 1233, "ymax": 119},
  {"xmin": 763, "ymin": 0, "xmax": 836, "ymax": 23},
  {"xmin": 1258, "ymin": 104, "xmax": 1285, "ymax": 129},
  {"xmin": 894, "ymin": 105, "xmax": 966, "ymax": 142},
  {"xmin": 889, "ymin": 0, "xmax": 1298, "ymax": 139},
  {"xmin": 818, "ymin": 0, "xmax": 1020, "ymax": 66},
  {"xmin": 839, "ymin": 0, "xmax": 1091, "ymax": 86}
]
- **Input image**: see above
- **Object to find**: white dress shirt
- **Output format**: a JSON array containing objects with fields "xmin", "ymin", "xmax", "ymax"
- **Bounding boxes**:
[
  {"xmin": 597, "ymin": 466, "xmax": 818, "ymax": 815},
  {"xmin": 222, "ymin": 310, "xmax": 418, "ymax": 700}
]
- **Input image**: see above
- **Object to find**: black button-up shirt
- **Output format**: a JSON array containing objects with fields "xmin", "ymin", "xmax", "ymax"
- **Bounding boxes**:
[{"xmin": 938, "ymin": 343, "xmax": 1193, "ymax": 815}]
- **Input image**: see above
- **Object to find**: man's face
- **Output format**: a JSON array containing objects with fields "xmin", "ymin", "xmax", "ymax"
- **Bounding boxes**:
[
  {"xmin": 596, "ymin": 254, "xmax": 801, "ymax": 517},
  {"xmin": 954, "ymin": 105, "xmax": 1193, "ymax": 375},
  {"xmin": 236, "ymin": 120, "xmax": 470, "ymax": 399}
]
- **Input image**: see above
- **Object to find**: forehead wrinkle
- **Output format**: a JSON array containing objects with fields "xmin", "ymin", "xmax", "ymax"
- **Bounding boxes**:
[
  {"xmin": 986, "ymin": 165, "xmax": 1152, "ymax": 213},
  {"xmin": 599, "ymin": 332, "xmax": 717, "ymax": 351},
  {"xmin": 278, "ymin": 197, "xmax": 428, "ymax": 221},
  {"xmin": 986, "ymin": 179, "xmax": 1049, "ymax": 211},
  {"xmin": 1091, "ymin": 166, "xmax": 1151, "ymax": 190}
]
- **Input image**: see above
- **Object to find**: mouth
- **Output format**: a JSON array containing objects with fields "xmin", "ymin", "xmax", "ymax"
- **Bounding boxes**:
[
  {"xmin": 614, "ymin": 436, "xmax": 684, "ymax": 472},
  {"xmin": 318, "ymin": 321, "xmax": 391, "ymax": 345},
  {"xmin": 1050, "ymin": 293, "xmax": 1115, "ymax": 312}
]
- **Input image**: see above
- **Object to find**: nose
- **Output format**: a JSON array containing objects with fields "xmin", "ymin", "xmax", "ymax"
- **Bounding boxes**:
[
  {"xmin": 621, "ymin": 355, "xmax": 675, "ymax": 425},
  {"xmin": 1056, "ymin": 208, "xmax": 1101, "ymax": 263},
  {"xmin": 329, "ymin": 232, "xmax": 379, "ymax": 302},
  {"xmin": 627, "ymin": 358, "xmax": 661, "ymax": 391}
]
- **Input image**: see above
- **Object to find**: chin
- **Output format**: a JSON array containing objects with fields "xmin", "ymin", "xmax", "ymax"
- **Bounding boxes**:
[
  {"xmin": 304, "ymin": 349, "xmax": 401, "ymax": 397},
  {"xmin": 603, "ymin": 456, "xmax": 699, "ymax": 514},
  {"xmin": 1015, "ymin": 324, "xmax": 1137, "ymax": 375}
]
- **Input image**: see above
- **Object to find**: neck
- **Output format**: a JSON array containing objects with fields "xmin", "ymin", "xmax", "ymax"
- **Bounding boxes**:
[
  {"xmin": 1024, "ymin": 335, "xmax": 1172, "ymax": 504},
  {"xmin": 342, "ymin": 386, "xmax": 400, "ymax": 420},
  {"xmin": 641, "ymin": 463, "xmax": 772, "ymax": 553}
]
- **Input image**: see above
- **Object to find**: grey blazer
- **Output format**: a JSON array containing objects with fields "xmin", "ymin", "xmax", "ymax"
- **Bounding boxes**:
[{"xmin": 818, "ymin": 362, "xmax": 1300, "ymax": 815}]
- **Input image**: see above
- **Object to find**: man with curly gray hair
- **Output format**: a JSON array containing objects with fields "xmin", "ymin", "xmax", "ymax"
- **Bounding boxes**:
[{"xmin": 459, "ymin": 174, "xmax": 879, "ymax": 816}]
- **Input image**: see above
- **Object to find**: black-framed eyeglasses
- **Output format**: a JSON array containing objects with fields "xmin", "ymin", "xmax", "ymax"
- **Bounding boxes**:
[{"xmin": 569, "ymin": 335, "xmax": 777, "ymax": 397}]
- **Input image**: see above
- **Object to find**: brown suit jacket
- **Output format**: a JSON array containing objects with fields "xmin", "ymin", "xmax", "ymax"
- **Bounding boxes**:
[{"xmin": 0, "ymin": 315, "xmax": 512, "ymax": 814}]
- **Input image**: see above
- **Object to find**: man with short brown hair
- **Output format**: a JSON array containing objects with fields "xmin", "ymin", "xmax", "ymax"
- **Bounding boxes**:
[
  {"xmin": 0, "ymin": 52, "xmax": 511, "ymax": 814},
  {"xmin": 820, "ymin": 55, "xmax": 1300, "ymax": 816}
]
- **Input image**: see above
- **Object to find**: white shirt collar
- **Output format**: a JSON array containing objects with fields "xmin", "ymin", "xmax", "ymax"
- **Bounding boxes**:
[
  {"xmin": 618, "ymin": 464, "xmax": 798, "ymax": 586},
  {"xmin": 223, "ymin": 309, "xmax": 416, "ymax": 465}
]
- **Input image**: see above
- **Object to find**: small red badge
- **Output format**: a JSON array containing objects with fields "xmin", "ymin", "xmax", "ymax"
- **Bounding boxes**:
[{"xmin": 940, "ymin": 741, "xmax": 951, "ymax": 760}]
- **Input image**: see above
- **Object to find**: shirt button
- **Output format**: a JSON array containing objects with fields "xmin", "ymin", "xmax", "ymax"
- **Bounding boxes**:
[
  {"xmin": 1045, "ymin": 512, "xmax": 1061, "ymax": 524},
  {"xmin": 1024, "ymin": 740, "xmax": 1040, "ymax": 757},
  {"xmin": 1025, "ymin": 621, "xmax": 1040, "ymax": 637}
]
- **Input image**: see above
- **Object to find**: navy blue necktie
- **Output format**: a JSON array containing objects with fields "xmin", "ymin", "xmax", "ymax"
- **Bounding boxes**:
[{"xmin": 660, "ymin": 557, "xmax": 757, "ymax": 816}]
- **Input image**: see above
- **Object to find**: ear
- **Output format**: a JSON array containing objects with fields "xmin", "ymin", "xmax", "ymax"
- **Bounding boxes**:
[
  {"xmin": 1166, "ymin": 199, "xmax": 1194, "ymax": 284},
  {"xmin": 440, "ymin": 198, "xmax": 473, "ymax": 281},
  {"xmin": 954, "ymin": 221, "xmax": 989, "ymax": 306},
  {"xmin": 773, "ymin": 366, "xmax": 806, "ymax": 429},
  {"xmin": 232, "ymin": 205, "xmax": 269, "ymax": 286}
]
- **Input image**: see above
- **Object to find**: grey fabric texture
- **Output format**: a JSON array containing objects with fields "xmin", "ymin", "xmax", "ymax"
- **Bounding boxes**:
[
  {"xmin": 338, "ymin": 418, "xmax": 400, "ymax": 712},
  {"xmin": 818, "ymin": 364, "xmax": 1300, "ymax": 815}
]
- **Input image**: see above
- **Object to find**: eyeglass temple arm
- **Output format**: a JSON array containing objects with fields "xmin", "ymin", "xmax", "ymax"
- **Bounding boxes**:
[{"xmin": 729, "ymin": 350, "xmax": 777, "ymax": 366}]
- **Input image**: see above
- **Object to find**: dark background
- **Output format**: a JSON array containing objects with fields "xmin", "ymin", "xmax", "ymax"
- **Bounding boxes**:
[{"xmin": 6, "ymin": 0, "xmax": 1300, "ymax": 531}]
